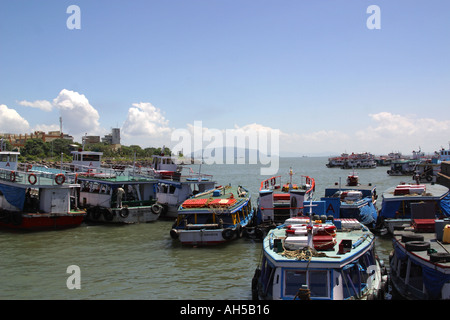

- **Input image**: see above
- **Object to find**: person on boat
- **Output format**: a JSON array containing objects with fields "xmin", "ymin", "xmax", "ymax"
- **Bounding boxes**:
[{"xmin": 116, "ymin": 186, "xmax": 125, "ymax": 208}]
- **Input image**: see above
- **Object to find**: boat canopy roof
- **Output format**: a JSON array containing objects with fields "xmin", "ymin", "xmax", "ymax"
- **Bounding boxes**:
[{"xmin": 178, "ymin": 185, "xmax": 251, "ymax": 214}]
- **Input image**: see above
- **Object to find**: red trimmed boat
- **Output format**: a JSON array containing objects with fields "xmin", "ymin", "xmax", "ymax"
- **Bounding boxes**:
[{"xmin": 0, "ymin": 151, "xmax": 85, "ymax": 231}]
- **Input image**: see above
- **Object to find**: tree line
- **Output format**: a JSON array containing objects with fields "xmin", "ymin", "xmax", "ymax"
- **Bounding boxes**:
[{"xmin": 1, "ymin": 138, "xmax": 172, "ymax": 162}]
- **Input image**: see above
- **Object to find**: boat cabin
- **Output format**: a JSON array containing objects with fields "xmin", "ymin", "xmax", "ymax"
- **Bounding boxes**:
[
  {"xmin": 0, "ymin": 151, "xmax": 19, "ymax": 171},
  {"xmin": 71, "ymin": 150, "xmax": 103, "ymax": 171}
]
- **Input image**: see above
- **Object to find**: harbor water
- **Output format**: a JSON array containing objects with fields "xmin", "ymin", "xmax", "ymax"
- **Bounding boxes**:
[{"xmin": 0, "ymin": 157, "xmax": 410, "ymax": 300}]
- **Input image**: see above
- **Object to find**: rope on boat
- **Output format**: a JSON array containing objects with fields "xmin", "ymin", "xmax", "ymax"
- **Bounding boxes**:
[
  {"xmin": 280, "ymin": 245, "xmax": 340, "ymax": 260},
  {"xmin": 294, "ymin": 288, "xmax": 311, "ymax": 300}
]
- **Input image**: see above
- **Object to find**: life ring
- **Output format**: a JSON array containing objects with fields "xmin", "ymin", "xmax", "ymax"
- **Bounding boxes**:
[
  {"xmin": 10, "ymin": 171, "xmax": 16, "ymax": 182},
  {"xmin": 151, "ymin": 204, "xmax": 163, "ymax": 215},
  {"xmin": 271, "ymin": 178, "xmax": 276, "ymax": 186},
  {"xmin": 55, "ymin": 173, "xmax": 65, "ymax": 185},
  {"xmin": 28, "ymin": 173, "xmax": 37, "ymax": 185},
  {"xmin": 264, "ymin": 180, "xmax": 269, "ymax": 189},
  {"xmin": 26, "ymin": 164, "xmax": 32, "ymax": 172}
]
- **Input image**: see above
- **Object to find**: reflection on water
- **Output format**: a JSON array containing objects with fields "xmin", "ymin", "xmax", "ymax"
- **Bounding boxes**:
[{"xmin": 0, "ymin": 157, "xmax": 409, "ymax": 299}]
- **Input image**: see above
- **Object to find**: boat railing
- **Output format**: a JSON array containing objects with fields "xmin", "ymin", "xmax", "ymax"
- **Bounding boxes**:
[
  {"xmin": 0, "ymin": 167, "xmax": 78, "ymax": 187},
  {"xmin": 260, "ymin": 175, "xmax": 282, "ymax": 190}
]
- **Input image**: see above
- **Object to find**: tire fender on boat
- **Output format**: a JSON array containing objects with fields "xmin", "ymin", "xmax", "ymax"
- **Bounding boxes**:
[
  {"xmin": 151, "ymin": 204, "xmax": 163, "ymax": 215},
  {"xmin": 118, "ymin": 208, "xmax": 128, "ymax": 218},
  {"xmin": 222, "ymin": 228, "xmax": 234, "ymax": 240},
  {"xmin": 104, "ymin": 209, "xmax": 114, "ymax": 221},
  {"xmin": 405, "ymin": 241, "xmax": 430, "ymax": 252},
  {"xmin": 170, "ymin": 229, "xmax": 178, "ymax": 239}
]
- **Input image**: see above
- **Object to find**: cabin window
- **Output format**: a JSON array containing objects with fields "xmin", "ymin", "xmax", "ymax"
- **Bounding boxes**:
[
  {"xmin": 285, "ymin": 270, "xmax": 307, "ymax": 296},
  {"xmin": 82, "ymin": 154, "xmax": 100, "ymax": 162},
  {"xmin": 0, "ymin": 154, "xmax": 7, "ymax": 162},
  {"xmin": 309, "ymin": 270, "xmax": 328, "ymax": 297},
  {"xmin": 284, "ymin": 269, "xmax": 329, "ymax": 298},
  {"xmin": 408, "ymin": 260, "xmax": 424, "ymax": 291},
  {"xmin": 260, "ymin": 257, "xmax": 274, "ymax": 297}
]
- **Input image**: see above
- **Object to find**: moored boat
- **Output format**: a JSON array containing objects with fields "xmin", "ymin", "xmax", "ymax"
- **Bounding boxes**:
[
  {"xmin": 76, "ymin": 168, "xmax": 162, "ymax": 224},
  {"xmin": 249, "ymin": 168, "xmax": 315, "ymax": 239},
  {"xmin": 389, "ymin": 202, "xmax": 450, "ymax": 299},
  {"xmin": 170, "ymin": 185, "xmax": 254, "ymax": 245},
  {"xmin": 377, "ymin": 182, "xmax": 450, "ymax": 234},
  {"xmin": 251, "ymin": 211, "xmax": 387, "ymax": 300},
  {"xmin": 152, "ymin": 154, "xmax": 216, "ymax": 219},
  {"xmin": 321, "ymin": 172, "xmax": 378, "ymax": 229},
  {"xmin": 0, "ymin": 151, "xmax": 85, "ymax": 230}
]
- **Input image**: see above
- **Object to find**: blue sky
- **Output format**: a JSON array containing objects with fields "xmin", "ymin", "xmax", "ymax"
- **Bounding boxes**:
[{"xmin": 1, "ymin": 0, "xmax": 450, "ymax": 156}]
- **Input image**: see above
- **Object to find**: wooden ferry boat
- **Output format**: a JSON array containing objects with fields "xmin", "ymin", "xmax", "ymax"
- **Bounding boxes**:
[
  {"xmin": 377, "ymin": 182, "xmax": 450, "ymax": 234},
  {"xmin": 250, "ymin": 168, "xmax": 315, "ymax": 239},
  {"xmin": 76, "ymin": 168, "xmax": 162, "ymax": 224},
  {"xmin": 0, "ymin": 151, "xmax": 85, "ymax": 230},
  {"xmin": 390, "ymin": 202, "xmax": 450, "ymax": 299},
  {"xmin": 170, "ymin": 185, "xmax": 254, "ymax": 245},
  {"xmin": 252, "ymin": 212, "xmax": 387, "ymax": 300},
  {"xmin": 321, "ymin": 172, "xmax": 378, "ymax": 228}
]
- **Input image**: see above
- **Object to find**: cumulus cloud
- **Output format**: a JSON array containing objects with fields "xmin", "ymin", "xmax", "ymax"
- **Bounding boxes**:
[
  {"xmin": 355, "ymin": 112, "xmax": 450, "ymax": 153},
  {"xmin": 52, "ymin": 89, "xmax": 101, "ymax": 137},
  {"xmin": 17, "ymin": 99, "xmax": 53, "ymax": 112},
  {"xmin": 121, "ymin": 102, "xmax": 172, "ymax": 146},
  {"xmin": 0, "ymin": 104, "xmax": 30, "ymax": 133}
]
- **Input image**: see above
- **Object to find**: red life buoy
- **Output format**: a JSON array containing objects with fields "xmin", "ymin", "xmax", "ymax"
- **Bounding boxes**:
[
  {"xmin": 271, "ymin": 178, "xmax": 276, "ymax": 186},
  {"xmin": 10, "ymin": 171, "xmax": 16, "ymax": 182},
  {"xmin": 26, "ymin": 164, "xmax": 32, "ymax": 172},
  {"xmin": 55, "ymin": 173, "xmax": 65, "ymax": 185},
  {"xmin": 28, "ymin": 173, "xmax": 37, "ymax": 185}
]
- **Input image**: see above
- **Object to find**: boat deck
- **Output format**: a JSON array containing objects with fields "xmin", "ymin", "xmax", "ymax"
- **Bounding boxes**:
[
  {"xmin": 393, "ymin": 228, "xmax": 450, "ymax": 268},
  {"xmin": 382, "ymin": 183, "xmax": 449, "ymax": 201},
  {"xmin": 264, "ymin": 218, "xmax": 375, "ymax": 267}
]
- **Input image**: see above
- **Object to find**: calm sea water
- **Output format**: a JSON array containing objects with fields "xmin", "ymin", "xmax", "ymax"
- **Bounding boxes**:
[{"xmin": 0, "ymin": 157, "xmax": 410, "ymax": 300}]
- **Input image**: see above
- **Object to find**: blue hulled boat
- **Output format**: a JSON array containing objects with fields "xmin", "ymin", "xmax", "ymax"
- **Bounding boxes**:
[
  {"xmin": 377, "ymin": 182, "xmax": 450, "ymax": 234},
  {"xmin": 251, "ymin": 207, "xmax": 388, "ymax": 300},
  {"xmin": 321, "ymin": 173, "xmax": 378, "ymax": 229}
]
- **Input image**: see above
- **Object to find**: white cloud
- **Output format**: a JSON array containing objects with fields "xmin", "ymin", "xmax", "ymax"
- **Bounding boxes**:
[
  {"xmin": 52, "ymin": 89, "xmax": 102, "ymax": 139},
  {"xmin": 121, "ymin": 102, "xmax": 172, "ymax": 147},
  {"xmin": 355, "ymin": 112, "xmax": 450, "ymax": 153},
  {"xmin": 17, "ymin": 99, "xmax": 53, "ymax": 112},
  {"xmin": 0, "ymin": 104, "xmax": 30, "ymax": 133}
]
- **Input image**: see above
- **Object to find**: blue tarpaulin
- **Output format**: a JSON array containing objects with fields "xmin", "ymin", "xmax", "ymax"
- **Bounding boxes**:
[
  {"xmin": 0, "ymin": 184, "xmax": 25, "ymax": 210},
  {"xmin": 439, "ymin": 192, "xmax": 450, "ymax": 217},
  {"xmin": 359, "ymin": 199, "xmax": 377, "ymax": 225}
]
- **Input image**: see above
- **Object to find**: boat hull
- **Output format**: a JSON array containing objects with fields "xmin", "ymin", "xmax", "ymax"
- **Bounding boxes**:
[
  {"xmin": 86, "ymin": 206, "xmax": 160, "ymax": 224},
  {"xmin": 390, "ymin": 230, "xmax": 450, "ymax": 300},
  {"xmin": 0, "ymin": 212, "xmax": 85, "ymax": 230},
  {"xmin": 173, "ymin": 226, "xmax": 242, "ymax": 246}
]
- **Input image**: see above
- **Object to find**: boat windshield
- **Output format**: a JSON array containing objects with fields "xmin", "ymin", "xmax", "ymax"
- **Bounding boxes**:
[{"xmin": 284, "ymin": 269, "xmax": 329, "ymax": 298}]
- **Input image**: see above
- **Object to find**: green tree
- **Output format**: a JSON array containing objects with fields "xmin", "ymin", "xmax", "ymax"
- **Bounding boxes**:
[{"xmin": 22, "ymin": 139, "xmax": 50, "ymax": 159}]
